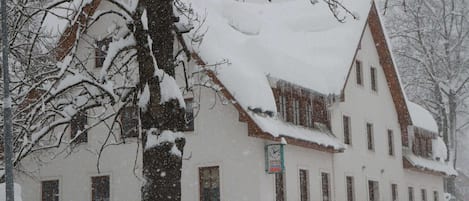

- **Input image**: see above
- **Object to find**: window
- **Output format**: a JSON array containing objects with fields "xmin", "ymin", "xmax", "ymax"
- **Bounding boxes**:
[
  {"xmin": 42, "ymin": 180, "xmax": 59, "ymax": 201},
  {"xmin": 95, "ymin": 38, "xmax": 112, "ymax": 68},
  {"xmin": 370, "ymin": 67, "xmax": 377, "ymax": 91},
  {"xmin": 368, "ymin": 180, "xmax": 379, "ymax": 201},
  {"xmin": 356, "ymin": 60, "xmax": 363, "ymax": 85},
  {"xmin": 299, "ymin": 169, "xmax": 309, "ymax": 201},
  {"xmin": 184, "ymin": 99, "xmax": 195, "ymax": 131},
  {"xmin": 275, "ymin": 173, "xmax": 286, "ymax": 201},
  {"xmin": 293, "ymin": 100, "xmax": 300, "ymax": 125},
  {"xmin": 71, "ymin": 111, "xmax": 87, "ymax": 143},
  {"xmin": 346, "ymin": 176, "xmax": 355, "ymax": 201},
  {"xmin": 421, "ymin": 189, "xmax": 427, "ymax": 201},
  {"xmin": 367, "ymin": 123, "xmax": 374, "ymax": 151},
  {"xmin": 121, "ymin": 106, "xmax": 138, "ymax": 138},
  {"xmin": 433, "ymin": 191, "xmax": 438, "ymax": 201},
  {"xmin": 305, "ymin": 103, "xmax": 313, "ymax": 128},
  {"xmin": 199, "ymin": 166, "xmax": 220, "ymax": 201},
  {"xmin": 388, "ymin": 130, "xmax": 395, "ymax": 156},
  {"xmin": 321, "ymin": 172, "xmax": 331, "ymax": 201},
  {"xmin": 91, "ymin": 176, "xmax": 110, "ymax": 201},
  {"xmin": 279, "ymin": 95, "xmax": 287, "ymax": 120},
  {"xmin": 343, "ymin": 116, "xmax": 351, "ymax": 145},
  {"xmin": 409, "ymin": 187, "xmax": 414, "ymax": 201},
  {"xmin": 391, "ymin": 184, "xmax": 398, "ymax": 201}
]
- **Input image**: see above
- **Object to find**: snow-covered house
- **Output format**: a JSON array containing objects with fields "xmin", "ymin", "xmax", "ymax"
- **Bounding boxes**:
[{"xmin": 13, "ymin": 0, "xmax": 456, "ymax": 201}]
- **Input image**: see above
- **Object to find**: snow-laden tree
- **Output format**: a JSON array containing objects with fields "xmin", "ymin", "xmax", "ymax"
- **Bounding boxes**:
[
  {"xmin": 383, "ymin": 0, "xmax": 469, "ymax": 198},
  {"xmin": 1, "ymin": 0, "xmax": 357, "ymax": 200}
]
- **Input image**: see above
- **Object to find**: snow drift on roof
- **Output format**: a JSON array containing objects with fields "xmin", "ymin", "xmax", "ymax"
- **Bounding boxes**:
[
  {"xmin": 251, "ymin": 114, "xmax": 345, "ymax": 150},
  {"xmin": 407, "ymin": 101, "xmax": 438, "ymax": 133},
  {"xmin": 404, "ymin": 153, "xmax": 457, "ymax": 176},
  {"xmin": 186, "ymin": 0, "xmax": 372, "ymax": 112}
]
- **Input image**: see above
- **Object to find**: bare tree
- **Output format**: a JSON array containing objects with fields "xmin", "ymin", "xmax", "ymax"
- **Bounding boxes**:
[{"xmin": 383, "ymin": 0, "xmax": 469, "ymax": 197}]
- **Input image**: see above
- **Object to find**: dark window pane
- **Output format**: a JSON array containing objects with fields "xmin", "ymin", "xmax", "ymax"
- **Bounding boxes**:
[
  {"xmin": 95, "ymin": 38, "xmax": 112, "ymax": 68},
  {"xmin": 356, "ymin": 61, "xmax": 363, "ymax": 85},
  {"xmin": 42, "ymin": 180, "xmax": 59, "ymax": 201},
  {"xmin": 346, "ymin": 176, "xmax": 354, "ymax": 201},
  {"xmin": 91, "ymin": 176, "xmax": 110, "ymax": 201},
  {"xmin": 392, "ymin": 184, "xmax": 398, "ymax": 201},
  {"xmin": 409, "ymin": 187, "xmax": 414, "ymax": 201},
  {"xmin": 388, "ymin": 130, "xmax": 394, "ymax": 156},
  {"xmin": 185, "ymin": 99, "xmax": 195, "ymax": 131},
  {"xmin": 343, "ymin": 116, "xmax": 351, "ymax": 145},
  {"xmin": 299, "ymin": 169, "xmax": 309, "ymax": 201},
  {"xmin": 275, "ymin": 173, "xmax": 285, "ymax": 201},
  {"xmin": 321, "ymin": 173, "xmax": 330, "ymax": 201},
  {"xmin": 371, "ymin": 67, "xmax": 377, "ymax": 91},
  {"xmin": 367, "ymin": 123, "xmax": 374, "ymax": 150},
  {"xmin": 121, "ymin": 106, "xmax": 138, "ymax": 138},
  {"xmin": 368, "ymin": 180, "xmax": 379, "ymax": 201},
  {"xmin": 71, "ymin": 111, "xmax": 87, "ymax": 143},
  {"xmin": 199, "ymin": 166, "xmax": 220, "ymax": 201}
]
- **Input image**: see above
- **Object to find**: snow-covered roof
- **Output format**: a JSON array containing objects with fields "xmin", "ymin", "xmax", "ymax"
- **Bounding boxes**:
[
  {"xmin": 407, "ymin": 101, "xmax": 438, "ymax": 133},
  {"xmin": 187, "ymin": 0, "xmax": 372, "ymax": 112},
  {"xmin": 404, "ymin": 153, "xmax": 457, "ymax": 176},
  {"xmin": 250, "ymin": 114, "xmax": 345, "ymax": 150}
]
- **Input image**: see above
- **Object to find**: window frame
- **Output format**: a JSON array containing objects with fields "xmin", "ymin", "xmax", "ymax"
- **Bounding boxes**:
[
  {"xmin": 120, "ymin": 106, "xmax": 138, "ymax": 138},
  {"xmin": 95, "ymin": 38, "xmax": 112, "ymax": 68},
  {"xmin": 305, "ymin": 102, "xmax": 314, "ymax": 128},
  {"xmin": 409, "ymin": 186, "xmax": 415, "ymax": 201},
  {"xmin": 293, "ymin": 100, "xmax": 300, "ymax": 125},
  {"xmin": 91, "ymin": 175, "xmax": 110, "ymax": 201},
  {"xmin": 184, "ymin": 98, "xmax": 195, "ymax": 131},
  {"xmin": 391, "ymin": 183, "xmax": 398, "ymax": 201},
  {"xmin": 199, "ymin": 166, "xmax": 221, "ymax": 201},
  {"xmin": 370, "ymin": 67, "xmax": 378, "ymax": 92},
  {"xmin": 343, "ymin": 115, "xmax": 351, "ymax": 145},
  {"xmin": 388, "ymin": 129, "xmax": 395, "ymax": 156},
  {"xmin": 70, "ymin": 111, "xmax": 88, "ymax": 143},
  {"xmin": 367, "ymin": 123, "xmax": 374, "ymax": 151},
  {"xmin": 321, "ymin": 172, "xmax": 331, "ymax": 201},
  {"xmin": 356, "ymin": 60, "xmax": 363, "ymax": 86},
  {"xmin": 41, "ymin": 179, "xmax": 60, "ymax": 201},
  {"xmin": 346, "ymin": 176, "xmax": 355, "ymax": 201},
  {"xmin": 433, "ymin": 191, "xmax": 438, "ymax": 201},
  {"xmin": 368, "ymin": 180, "xmax": 380, "ymax": 201},
  {"xmin": 299, "ymin": 169, "xmax": 309, "ymax": 201},
  {"xmin": 421, "ymin": 189, "xmax": 427, "ymax": 201}
]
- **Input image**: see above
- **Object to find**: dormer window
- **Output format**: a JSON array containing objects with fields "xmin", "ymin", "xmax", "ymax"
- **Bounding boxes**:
[
  {"xmin": 273, "ymin": 81, "xmax": 328, "ymax": 129},
  {"xmin": 293, "ymin": 100, "xmax": 300, "ymax": 125},
  {"xmin": 412, "ymin": 128, "xmax": 433, "ymax": 158}
]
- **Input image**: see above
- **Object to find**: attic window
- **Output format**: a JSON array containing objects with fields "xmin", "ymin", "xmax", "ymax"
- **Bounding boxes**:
[
  {"xmin": 305, "ymin": 103, "xmax": 313, "ymax": 128},
  {"xmin": 95, "ymin": 38, "xmax": 112, "ymax": 68},
  {"xmin": 121, "ymin": 106, "xmax": 138, "ymax": 138},
  {"xmin": 71, "ymin": 111, "xmax": 87, "ymax": 143},
  {"xmin": 278, "ymin": 95, "xmax": 287, "ymax": 120},
  {"xmin": 370, "ymin": 67, "xmax": 377, "ymax": 91},
  {"xmin": 356, "ymin": 61, "xmax": 363, "ymax": 85}
]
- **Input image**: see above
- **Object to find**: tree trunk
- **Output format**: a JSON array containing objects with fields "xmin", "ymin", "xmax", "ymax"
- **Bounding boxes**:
[{"xmin": 134, "ymin": 0, "xmax": 186, "ymax": 200}]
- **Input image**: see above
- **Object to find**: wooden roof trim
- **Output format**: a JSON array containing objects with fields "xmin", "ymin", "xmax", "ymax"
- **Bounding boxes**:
[
  {"xmin": 367, "ymin": 2, "xmax": 413, "ymax": 146},
  {"xmin": 191, "ymin": 53, "xmax": 342, "ymax": 153},
  {"xmin": 55, "ymin": 0, "xmax": 102, "ymax": 60}
]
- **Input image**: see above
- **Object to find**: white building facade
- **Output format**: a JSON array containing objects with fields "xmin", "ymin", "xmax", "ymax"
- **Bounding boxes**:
[{"xmin": 14, "ymin": 0, "xmax": 456, "ymax": 201}]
